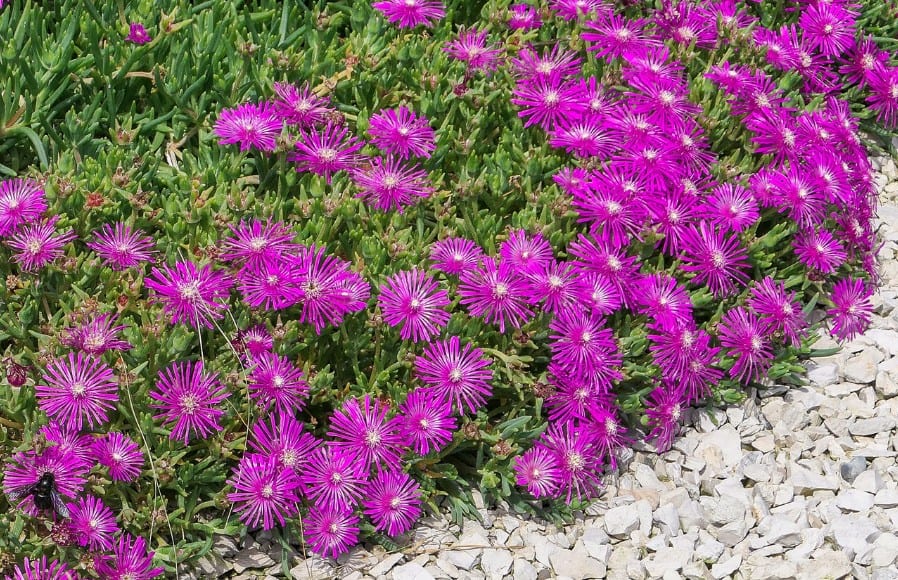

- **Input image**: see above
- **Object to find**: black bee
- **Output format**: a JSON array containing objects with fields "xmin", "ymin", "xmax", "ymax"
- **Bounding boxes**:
[{"xmin": 6, "ymin": 472, "xmax": 69, "ymax": 519}]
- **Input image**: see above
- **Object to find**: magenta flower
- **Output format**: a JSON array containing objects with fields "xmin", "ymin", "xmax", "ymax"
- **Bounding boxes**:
[
  {"xmin": 125, "ymin": 23, "xmax": 151, "ymax": 45},
  {"xmin": 747, "ymin": 276, "xmax": 807, "ymax": 348},
  {"xmin": 4, "ymin": 447, "xmax": 86, "ymax": 518},
  {"xmin": 94, "ymin": 533, "xmax": 164, "ymax": 579},
  {"xmin": 582, "ymin": 14, "xmax": 656, "ymax": 61},
  {"xmin": 507, "ymin": 3, "xmax": 542, "ymax": 30},
  {"xmin": 647, "ymin": 321, "xmax": 722, "ymax": 402},
  {"xmin": 291, "ymin": 245, "xmax": 369, "ymax": 333},
  {"xmin": 525, "ymin": 260, "xmax": 581, "ymax": 315},
  {"xmin": 397, "ymin": 388, "xmax": 456, "ymax": 455},
  {"xmin": 272, "ymin": 82, "xmax": 332, "ymax": 128},
  {"xmin": 351, "ymin": 156, "xmax": 434, "ymax": 212},
  {"xmin": 92, "ymin": 432, "xmax": 143, "ymax": 482},
  {"xmin": 793, "ymin": 227, "xmax": 847, "ymax": 274},
  {"xmin": 362, "ymin": 470, "xmax": 422, "ymax": 536},
  {"xmin": 214, "ymin": 102, "xmax": 283, "ymax": 152},
  {"xmin": 540, "ymin": 420, "xmax": 602, "ymax": 502},
  {"xmin": 5, "ymin": 557, "xmax": 80, "ymax": 580},
  {"xmin": 86, "ymin": 222, "xmax": 155, "ymax": 270},
  {"xmin": 304, "ymin": 505, "xmax": 359, "ymax": 559},
  {"xmin": 227, "ymin": 453, "xmax": 301, "ymax": 530},
  {"xmin": 511, "ymin": 44, "xmax": 581, "ymax": 82},
  {"xmin": 329, "ymin": 395, "xmax": 404, "ymax": 471},
  {"xmin": 429, "ymin": 237, "xmax": 483, "ymax": 275},
  {"xmin": 149, "ymin": 361, "xmax": 228, "ymax": 444},
  {"xmin": 238, "ymin": 259, "xmax": 303, "ymax": 310},
  {"xmin": 644, "ymin": 384, "xmax": 685, "ymax": 453},
  {"xmin": 290, "ymin": 122, "xmax": 364, "ymax": 184},
  {"xmin": 827, "ymin": 277, "xmax": 874, "ymax": 341},
  {"xmin": 0, "ymin": 178, "xmax": 47, "ymax": 237},
  {"xmin": 145, "ymin": 261, "xmax": 233, "ymax": 330},
  {"xmin": 703, "ymin": 183, "xmax": 759, "ymax": 233},
  {"xmin": 549, "ymin": 117, "xmax": 614, "ymax": 159},
  {"xmin": 444, "ymin": 28, "xmax": 504, "ymax": 74},
  {"xmin": 249, "ymin": 413, "xmax": 320, "ymax": 473},
  {"xmin": 238, "ymin": 324, "xmax": 274, "ymax": 360},
  {"xmin": 866, "ymin": 66, "xmax": 898, "ymax": 128},
  {"xmin": 40, "ymin": 421, "xmax": 94, "ymax": 470},
  {"xmin": 514, "ymin": 445, "xmax": 562, "ymax": 499},
  {"xmin": 575, "ymin": 272, "xmax": 622, "ymax": 316},
  {"xmin": 35, "ymin": 352, "xmax": 118, "ymax": 431},
  {"xmin": 549, "ymin": 309, "xmax": 617, "ymax": 380},
  {"xmin": 371, "ymin": 0, "xmax": 445, "ymax": 28},
  {"xmin": 550, "ymin": 0, "xmax": 609, "ymax": 20},
  {"xmin": 633, "ymin": 274, "xmax": 693, "ymax": 330},
  {"xmin": 415, "ymin": 336, "xmax": 493, "ymax": 414},
  {"xmin": 61, "ymin": 313, "xmax": 131, "ymax": 356},
  {"xmin": 67, "ymin": 495, "xmax": 119, "ymax": 551},
  {"xmin": 511, "ymin": 77, "xmax": 581, "ymax": 131},
  {"xmin": 299, "ymin": 445, "xmax": 366, "ymax": 512},
  {"xmin": 546, "ymin": 371, "xmax": 607, "ymax": 423},
  {"xmin": 679, "ymin": 221, "xmax": 750, "ymax": 298},
  {"xmin": 7, "ymin": 217, "xmax": 75, "ymax": 272},
  {"xmin": 368, "ymin": 106, "xmax": 436, "ymax": 159},
  {"xmin": 221, "ymin": 219, "xmax": 299, "ymax": 271},
  {"xmin": 718, "ymin": 306, "xmax": 773, "ymax": 385},
  {"xmin": 378, "ymin": 269, "xmax": 450, "ymax": 342},
  {"xmin": 798, "ymin": 2, "xmax": 856, "ymax": 58},
  {"xmin": 584, "ymin": 402, "xmax": 631, "ymax": 470},
  {"xmin": 247, "ymin": 352, "xmax": 309, "ymax": 414},
  {"xmin": 458, "ymin": 257, "xmax": 534, "ymax": 332},
  {"xmin": 500, "ymin": 229, "xmax": 554, "ymax": 276}
]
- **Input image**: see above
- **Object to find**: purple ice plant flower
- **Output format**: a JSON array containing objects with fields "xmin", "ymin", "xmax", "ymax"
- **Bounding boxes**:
[
  {"xmin": 221, "ymin": 219, "xmax": 300, "ymax": 271},
  {"xmin": 367, "ymin": 106, "xmax": 436, "ymax": 159},
  {"xmin": 718, "ymin": 306, "xmax": 773, "ymax": 385},
  {"xmin": 67, "ymin": 495, "xmax": 119, "ymax": 551},
  {"xmin": 248, "ymin": 413, "xmax": 320, "ymax": 473},
  {"xmin": 444, "ymin": 28, "xmax": 504, "ymax": 74},
  {"xmin": 4, "ymin": 447, "xmax": 86, "ymax": 518},
  {"xmin": 524, "ymin": 260, "xmax": 582, "ymax": 315},
  {"xmin": 92, "ymin": 432, "xmax": 144, "ymax": 482},
  {"xmin": 371, "ymin": 0, "xmax": 445, "ymax": 28},
  {"xmin": 679, "ymin": 221, "xmax": 750, "ymax": 298},
  {"xmin": 272, "ymin": 82, "xmax": 332, "ymax": 128},
  {"xmin": 328, "ymin": 395, "xmax": 404, "ymax": 472},
  {"xmin": 793, "ymin": 227, "xmax": 847, "ymax": 274},
  {"xmin": 747, "ymin": 276, "xmax": 807, "ymax": 348},
  {"xmin": 511, "ymin": 77, "xmax": 581, "ymax": 131},
  {"xmin": 539, "ymin": 420, "xmax": 602, "ymax": 502},
  {"xmin": 61, "ymin": 313, "xmax": 132, "ymax": 356},
  {"xmin": 291, "ymin": 244, "xmax": 369, "ymax": 333},
  {"xmin": 35, "ymin": 352, "xmax": 118, "ymax": 431},
  {"xmin": 149, "ymin": 361, "xmax": 228, "ymax": 444},
  {"xmin": 40, "ymin": 421, "xmax": 94, "ymax": 470},
  {"xmin": 5, "ymin": 557, "xmax": 80, "ymax": 580},
  {"xmin": 237, "ymin": 324, "xmax": 274, "ymax": 360},
  {"xmin": 351, "ymin": 156, "xmax": 434, "ymax": 212},
  {"xmin": 549, "ymin": 309, "xmax": 617, "ymax": 380},
  {"xmin": 145, "ymin": 261, "xmax": 234, "ymax": 330},
  {"xmin": 550, "ymin": 0, "xmax": 609, "ymax": 20},
  {"xmin": 86, "ymin": 222, "xmax": 155, "ymax": 270},
  {"xmin": 290, "ymin": 122, "xmax": 364, "ymax": 184},
  {"xmin": 507, "ymin": 3, "xmax": 542, "ymax": 30},
  {"xmin": 644, "ymin": 384, "xmax": 685, "ymax": 453},
  {"xmin": 247, "ymin": 352, "xmax": 309, "ymax": 414},
  {"xmin": 7, "ymin": 217, "xmax": 75, "ymax": 272},
  {"xmin": 415, "ymin": 336, "xmax": 493, "ymax": 415},
  {"xmin": 457, "ymin": 257, "xmax": 534, "ymax": 332},
  {"xmin": 0, "ymin": 178, "xmax": 47, "ymax": 237},
  {"xmin": 867, "ymin": 65, "xmax": 898, "ymax": 128},
  {"xmin": 798, "ymin": 1, "xmax": 856, "ymax": 58},
  {"xmin": 500, "ymin": 229, "xmax": 554, "ymax": 276},
  {"xmin": 703, "ymin": 183, "xmax": 759, "ymax": 233},
  {"xmin": 125, "ymin": 23, "xmax": 151, "ymax": 45},
  {"xmin": 632, "ymin": 273, "xmax": 693, "ymax": 330},
  {"xmin": 304, "ymin": 505, "xmax": 360, "ymax": 559},
  {"xmin": 378, "ymin": 269, "xmax": 450, "ymax": 342},
  {"xmin": 214, "ymin": 103, "xmax": 283, "ymax": 152},
  {"xmin": 511, "ymin": 44, "xmax": 582, "ymax": 83},
  {"xmin": 362, "ymin": 469, "xmax": 423, "ymax": 536},
  {"xmin": 429, "ymin": 237, "xmax": 483, "ymax": 275},
  {"xmin": 94, "ymin": 533, "xmax": 164, "ymax": 579},
  {"xmin": 226, "ymin": 453, "xmax": 302, "ymax": 530},
  {"xmin": 397, "ymin": 387, "xmax": 456, "ymax": 455},
  {"xmin": 513, "ymin": 445, "xmax": 562, "ymax": 499},
  {"xmin": 237, "ymin": 259, "xmax": 303, "ymax": 310},
  {"xmin": 827, "ymin": 277, "xmax": 874, "ymax": 341},
  {"xmin": 300, "ymin": 445, "xmax": 367, "ymax": 512}
]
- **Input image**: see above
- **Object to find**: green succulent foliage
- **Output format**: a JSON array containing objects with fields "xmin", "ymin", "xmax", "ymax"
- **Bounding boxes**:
[{"xmin": 0, "ymin": 0, "xmax": 896, "ymax": 575}]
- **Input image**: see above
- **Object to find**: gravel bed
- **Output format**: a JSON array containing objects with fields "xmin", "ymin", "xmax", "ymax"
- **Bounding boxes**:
[{"xmin": 185, "ymin": 149, "xmax": 898, "ymax": 580}]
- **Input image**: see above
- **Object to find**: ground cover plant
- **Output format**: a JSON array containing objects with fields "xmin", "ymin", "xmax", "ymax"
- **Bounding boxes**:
[{"xmin": 1, "ymin": 0, "xmax": 897, "ymax": 576}]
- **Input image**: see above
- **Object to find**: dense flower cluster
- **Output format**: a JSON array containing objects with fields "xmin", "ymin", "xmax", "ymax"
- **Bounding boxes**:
[{"xmin": 2, "ymin": 0, "xmax": 895, "ymax": 570}]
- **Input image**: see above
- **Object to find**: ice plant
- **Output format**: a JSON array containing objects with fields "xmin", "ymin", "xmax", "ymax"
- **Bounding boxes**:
[
  {"xmin": 4, "ymin": 447, "xmax": 86, "ymax": 517},
  {"xmin": 351, "ymin": 156, "xmax": 434, "ymax": 212},
  {"xmin": 367, "ymin": 106, "xmax": 436, "ymax": 159},
  {"xmin": 513, "ymin": 446, "xmax": 562, "ymax": 499},
  {"xmin": 272, "ymin": 81, "xmax": 332, "ymax": 128},
  {"xmin": 92, "ymin": 432, "xmax": 144, "ymax": 482},
  {"xmin": 86, "ymin": 222, "xmax": 155, "ymax": 270},
  {"xmin": 248, "ymin": 413, "xmax": 320, "ymax": 473},
  {"xmin": 328, "ymin": 395, "xmax": 405, "ymax": 471},
  {"xmin": 718, "ymin": 307, "xmax": 773, "ymax": 385},
  {"xmin": 125, "ymin": 22, "xmax": 151, "ymax": 45},
  {"xmin": 290, "ymin": 122, "xmax": 364, "ymax": 184},
  {"xmin": 61, "ymin": 313, "xmax": 132, "ymax": 355},
  {"xmin": 145, "ymin": 261, "xmax": 233, "ymax": 330},
  {"xmin": 35, "ymin": 352, "xmax": 118, "ymax": 431},
  {"xmin": 149, "ymin": 361, "xmax": 228, "ymax": 444},
  {"xmin": 304, "ymin": 505, "xmax": 360, "ymax": 559},
  {"xmin": 7, "ymin": 217, "xmax": 75, "ymax": 272},
  {"xmin": 94, "ymin": 534, "xmax": 163, "ymax": 579},
  {"xmin": 378, "ymin": 269, "xmax": 450, "ymax": 342},
  {"xmin": 827, "ymin": 277, "xmax": 874, "ymax": 341},
  {"xmin": 247, "ymin": 352, "xmax": 310, "ymax": 414},
  {"xmin": 371, "ymin": 0, "xmax": 445, "ymax": 29},
  {"xmin": 361, "ymin": 470, "xmax": 422, "ymax": 536},
  {"xmin": 416, "ymin": 336, "xmax": 493, "ymax": 415},
  {"xmin": 299, "ymin": 445, "xmax": 366, "ymax": 512},
  {"xmin": 214, "ymin": 102, "xmax": 283, "ymax": 152},
  {"xmin": 457, "ymin": 256, "xmax": 534, "ymax": 332},
  {"xmin": 443, "ymin": 28, "xmax": 504, "ymax": 74},
  {"xmin": 67, "ymin": 495, "xmax": 119, "ymax": 551},
  {"xmin": 226, "ymin": 453, "xmax": 301, "ymax": 530},
  {"xmin": 221, "ymin": 219, "xmax": 299, "ymax": 271},
  {"xmin": 397, "ymin": 388, "xmax": 456, "ymax": 455},
  {"xmin": 4, "ymin": 557, "xmax": 80, "ymax": 580},
  {"xmin": 429, "ymin": 237, "xmax": 483, "ymax": 275},
  {"xmin": 0, "ymin": 177, "xmax": 47, "ymax": 236}
]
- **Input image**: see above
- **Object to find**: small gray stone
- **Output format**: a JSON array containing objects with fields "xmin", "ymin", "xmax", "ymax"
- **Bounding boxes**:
[
  {"xmin": 694, "ymin": 426, "xmax": 743, "ymax": 469},
  {"xmin": 368, "ymin": 553, "xmax": 404, "ymax": 577},
  {"xmin": 700, "ymin": 495, "xmax": 746, "ymax": 526},
  {"xmin": 829, "ymin": 514, "xmax": 881, "ymax": 557},
  {"xmin": 835, "ymin": 489, "xmax": 875, "ymax": 512},
  {"xmin": 512, "ymin": 559, "xmax": 538, "ymax": 580},
  {"xmin": 442, "ymin": 550, "xmax": 479, "ymax": 571},
  {"xmin": 797, "ymin": 549, "xmax": 852, "ymax": 580},
  {"xmin": 844, "ymin": 351, "xmax": 880, "ymax": 384},
  {"xmin": 876, "ymin": 371, "xmax": 898, "ymax": 398},
  {"xmin": 875, "ymin": 488, "xmax": 898, "ymax": 508},
  {"xmin": 654, "ymin": 503, "xmax": 681, "ymax": 536},
  {"xmin": 850, "ymin": 416, "xmax": 898, "ymax": 436},
  {"xmin": 791, "ymin": 464, "xmax": 840, "ymax": 491},
  {"xmin": 807, "ymin": 363, "xmax": 840, "ymax": 387},
  {"xmin": 644, "ymin": 547, "xmax": 690, "ymax": 578},
  {"xmin": 604, "ymin": 504, "xmax": 640, "ymax": 537},
  {"xmin": 853, "ymin": 469, "xmax": 885, "ymax": 494},
  {"xmin": 711, "ymin": 554, "xmax": 741, "ymax": 580},
  {"xmin": 480, "ymin": 548, "xmax": 513, "ymax": 577},
  {"xmin": 393, "ymin": 562, "xmax": 435, "ymax": 580},
  {"xmin": 232, "ymin": 549, "xmax": 275, "ymax": 574},
  {"xmin": 871, "ymin": 533, "xmax": 898, "ymax": 567},
  {"xmin": 711, "ymin": 520, "xmax": 749, "ymax": 547},
  {"xmin": 549, "ymin": 547, "xmax": 606, "ymax": 579},
  {"xmin": 840, "ymin": 456, "xmax": 868, "ymax": 483}
]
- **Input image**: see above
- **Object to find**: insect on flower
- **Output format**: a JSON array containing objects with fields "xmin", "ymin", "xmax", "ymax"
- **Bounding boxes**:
[{"xmin": 7, "ymin": 472, "xmax": 70, "ymax": 519}]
